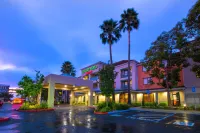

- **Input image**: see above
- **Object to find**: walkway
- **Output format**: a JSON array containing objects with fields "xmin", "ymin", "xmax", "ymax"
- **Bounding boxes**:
[{"xmin": 130, "ymin": 107, "xmax": 200, "ymax": 115}]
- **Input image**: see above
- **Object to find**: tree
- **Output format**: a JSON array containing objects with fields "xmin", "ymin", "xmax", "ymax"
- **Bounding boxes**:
[
  {"xmin": 61, "ymin": 61, "xmax": 76, "ymax": 77},
  {"xmin": 17, "ymin": 71, "xmax": 44, "ymax": 103},
  {"xmin": 99, "ymin": 19, "xmax": 121, "ymax": 102},
  {"xmin": 98, "ymin": 65, "xmax": 116, "ymax": 105},
  {"xmin": 142, "ymin": 30, "xmax": 189, "ymax": 106},
  {"xmin": 119, "ymin": 8, "xmax": 140, "ymax": 104},
  {"xmin": 185, "ymin": 0, "xmax": 200, "ymax": 78}
]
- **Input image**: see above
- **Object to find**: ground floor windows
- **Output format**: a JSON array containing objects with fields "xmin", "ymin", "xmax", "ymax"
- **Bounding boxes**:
[
  {"xmin": 143, "ymin": 93, "xmax": 154, "ymax": 103},
  {"xmin": 119, "ymin": 93, "xmax": 128, "ymax": 103}
]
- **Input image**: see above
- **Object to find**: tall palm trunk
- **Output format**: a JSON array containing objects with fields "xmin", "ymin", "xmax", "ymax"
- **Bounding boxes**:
[
  {"xmin": 109, "ymin": 43, "xmax": 115, "ymax": 102},
  {"xmin": 127, "ymin": 29, "xmax": 131, "ymax": 105}
]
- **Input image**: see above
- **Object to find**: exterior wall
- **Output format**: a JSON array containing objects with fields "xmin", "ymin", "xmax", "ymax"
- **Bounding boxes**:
[
  {"xmin": 98, "ymin": 95, "xmax": 105, "ymax": 103},
  {"xmin": 158, "ymin": 92, "xmax": 168, "ymax": 104},
  {"xmin": 136, "ymin": 93, "xmax": 143, "ymax": 103},
  {"xmin": 137, "ymin": 64, "xmax": 184, "ymax": 90},
  {"xmin": 114, "ymin": 61, "xmax": 138, "ymax": 90},
  {"xmin": 115, "ymin": 94, "xmax": 120, "ymax": 103},
  {"xmin": 183, "ymin": 59, "xmax": 200, "ymax": 106}
]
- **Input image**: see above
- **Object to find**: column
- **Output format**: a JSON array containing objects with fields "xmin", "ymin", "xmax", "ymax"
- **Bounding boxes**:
[
  {"xmin": 48, "ymin": 81, "xmax": 55, "ymax": 108},
  {"xmin": 70, "ymin": 91, "xmax": 75, "ymax": 105},
  {"xmin": 88, "ymin": 90, "xmax": 93, "ymax": 106},
  {"xmin": 155, "ymin": 92, "xmax": 158, "ymax": 104}
]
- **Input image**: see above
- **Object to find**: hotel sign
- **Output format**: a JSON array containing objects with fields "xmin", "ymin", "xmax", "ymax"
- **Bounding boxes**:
[{"xmin": 82, "ymin": 65, "xmax": 98, "ymax": 74}]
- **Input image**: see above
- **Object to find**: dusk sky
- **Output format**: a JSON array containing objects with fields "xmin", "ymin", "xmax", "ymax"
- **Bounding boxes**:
[{"xmin": 0, "ymin": 0, "xmax": 197, "ymax": 87}]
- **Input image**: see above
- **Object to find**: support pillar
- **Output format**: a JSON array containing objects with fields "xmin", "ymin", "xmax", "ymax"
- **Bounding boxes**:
[
  {"xmin": 155, "ymin": 92, "xmax": 158, "ymax": 104},
  {"xmin": 88, "ymin": 90, "xmax": 93, "ymax": 106},
  {"xmin": 48, "ymin": 81, "xmax": 55, "ymax": 108},
  {"xmin": 70, "ymin": 91, "xmax": 75, "ymax": 105}
]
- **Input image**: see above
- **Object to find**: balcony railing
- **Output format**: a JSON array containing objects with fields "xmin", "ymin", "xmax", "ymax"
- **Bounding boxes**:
[
  {"xmin": 121, "ymin": 85, "xmax": 132, "ymax": 89},
  {"xmin": 121, "ymin": 73, "xmax": 132, "ymax": 78}
]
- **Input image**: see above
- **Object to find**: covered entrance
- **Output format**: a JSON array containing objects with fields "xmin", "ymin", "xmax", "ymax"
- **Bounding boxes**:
[{"xmin": 42, "ymin": 74, "xmax": 93, "ymax": 108}]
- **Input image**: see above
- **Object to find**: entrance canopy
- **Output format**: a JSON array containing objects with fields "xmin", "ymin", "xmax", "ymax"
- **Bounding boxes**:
[{"xmin": 43, "ymin": 74, "xmax": 93, "ymax": 107}]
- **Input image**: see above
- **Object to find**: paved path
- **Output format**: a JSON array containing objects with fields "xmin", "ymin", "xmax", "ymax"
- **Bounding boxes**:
[{"xmin": 130, "ymin": 107, "xmax": 200, "ymax": 115}]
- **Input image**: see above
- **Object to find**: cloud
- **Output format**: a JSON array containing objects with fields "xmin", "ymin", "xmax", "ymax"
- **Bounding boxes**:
[{"xmin": 0, "ymin": 60, "xmax": 33, "ymax": 73}]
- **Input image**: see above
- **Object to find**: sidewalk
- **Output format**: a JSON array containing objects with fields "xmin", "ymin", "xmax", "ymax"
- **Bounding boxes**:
[{"xmin": 130, "ymin": 107, "xmax": 200, "ymax": 115}]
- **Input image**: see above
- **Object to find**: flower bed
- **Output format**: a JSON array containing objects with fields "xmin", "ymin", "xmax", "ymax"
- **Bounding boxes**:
[
  {"xmin": 0, "ymin": 117, "xmax": 9, "ymax": 122},
  {"xmin": 17, "ymin": 102, "xmax": 54, "ymax": 112}
]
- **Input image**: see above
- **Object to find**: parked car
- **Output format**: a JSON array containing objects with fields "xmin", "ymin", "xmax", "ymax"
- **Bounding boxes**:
[
  {"xmin": 0, "ymin": 100, "xmax": 3, "ymax": 107},
  {"xmin": 12, "ymin": 98, "xmax": 23, "ymax": 104}
]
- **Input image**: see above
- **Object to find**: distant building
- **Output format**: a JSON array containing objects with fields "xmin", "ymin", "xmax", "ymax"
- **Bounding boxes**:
[{"xmin": 0, "ymin": 84, "xmax": 10, "ymax": 93}]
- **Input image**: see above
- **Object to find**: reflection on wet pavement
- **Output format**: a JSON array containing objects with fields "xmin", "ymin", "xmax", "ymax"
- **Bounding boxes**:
[{"xmin": 0, "ymin": 103, "xmax": 200, "ymax": 133}]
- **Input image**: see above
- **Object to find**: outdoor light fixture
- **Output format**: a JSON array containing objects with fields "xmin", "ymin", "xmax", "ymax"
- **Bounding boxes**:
[
  {"xmin": 184, "ymin": 104, "xmax": 186, "ymax": 107},
  {"xmin": 64, "ymin": 85, "xmax": 67, "ymax": 87},
  {"xmin": 88, "ymin": 92, "xmax": 91, "ymax": 96},
  {"xmin": 70, "ymin": 94, "xmax": 72, "ymax": 97}
]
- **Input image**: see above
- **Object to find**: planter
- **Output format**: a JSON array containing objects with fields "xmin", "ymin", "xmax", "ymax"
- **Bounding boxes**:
[
  {"xmin": 18, "ymin": 108, "xmax": 54, "ymax": 112},
  {"xmin": 94, "ymin": 111, "xmax": 108, "ymax": 115},
  {"xmin": 0, "ymin": 117, "xmax": 9, "ymax": 122}
]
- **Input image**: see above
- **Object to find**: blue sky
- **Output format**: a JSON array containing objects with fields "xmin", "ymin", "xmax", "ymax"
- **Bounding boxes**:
[{"xmin": 0, "ymin": 0, "xmax": 197, "ymax": 87}]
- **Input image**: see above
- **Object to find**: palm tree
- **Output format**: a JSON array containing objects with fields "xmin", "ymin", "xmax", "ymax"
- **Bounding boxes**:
[
  {"xmin": 61, "ymin": 61, "xmax": 76, "ymax": 77},
  {"xmin": 119, "ymin": 8, "xmax": 139, "ymax": 104},
  {"xmin": 100, "ymin": 19, "xmax": 121, "ymax": 102}
]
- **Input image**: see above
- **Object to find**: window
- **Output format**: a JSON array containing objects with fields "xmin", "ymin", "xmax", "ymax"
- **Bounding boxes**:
[
  {"xmin": 143, "ymin": 77, "xmax": 152, "ymax": 85},
  {"xmin": 142, "ymin": 66, "xmax": 147, "ymax": 72}
]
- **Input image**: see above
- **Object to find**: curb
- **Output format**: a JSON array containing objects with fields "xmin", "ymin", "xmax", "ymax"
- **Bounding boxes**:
[
  {"xmin": 17, "ymin": 108, "xmax": 54, "ymax": 112},
  {"xmin": 0, "ymin": 117, "xmax": 9, "ymax": 122},
  {"xmin": 94, "ymin": 111, "xmax": 108, "ymax": 115}
]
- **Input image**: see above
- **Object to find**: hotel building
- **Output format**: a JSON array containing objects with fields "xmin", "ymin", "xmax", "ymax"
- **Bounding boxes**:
[
  {"xmin": 41, "ymin": 59, "xmax": 200, "ymax": 107},
  {"xmin": 76, "ymin": 59, "xmax": 200, "ymax": 106}
]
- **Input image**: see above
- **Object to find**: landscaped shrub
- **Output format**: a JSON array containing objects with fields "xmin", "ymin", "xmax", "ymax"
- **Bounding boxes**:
[
  {"xmin": 96, "ymin": 102, "xmax": 130, "ymax": 112},
  {"xmin": 132, "ymin": 102, "xmax": 141, "ymax": 107},
  {"xmin": 158, "ymin": 103, "xmax": 167, "ymax": 107},
  {"xmin": 40, "ymin": 102, "xmax": 48, "ymax": 109},
  {"xmin": 20, "ymin": 102, "xmax": 30, "ymax": 110},
  {"xmin": 100, "ymin": 106, "xmax": 112, "ymax": 112},
  {"xmin": 19, "ymin": 102, "xmax": 49, "ymax": 110},
  {"xmin": 144, "ymin": 102, "xmax": 156, "ymax": 107},
  {"xmin": 114, "ymin": 103, "xmax": 129, "ymax": 110}
]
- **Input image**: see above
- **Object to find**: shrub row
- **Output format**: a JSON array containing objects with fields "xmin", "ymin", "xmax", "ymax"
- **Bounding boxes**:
[
  {"xmin": 20, "ymin": 102, "xmax": 49, "ymax": 110},
  {"xmin": 96, "ymin": 102, "xmax": 130, "ymax": 112}
]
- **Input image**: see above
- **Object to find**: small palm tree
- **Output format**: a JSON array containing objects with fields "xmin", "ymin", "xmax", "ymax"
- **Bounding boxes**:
[
  {"xmin": 61, "ymin": 61, "xmax": 76, "ymax": 77},
  {"xmin": 119, "ymin": 8, "xmax": 140, "ymax": 104},
  {"xmin": 100, "ymin": 19, "xmax": 121, "ymax": 102}
]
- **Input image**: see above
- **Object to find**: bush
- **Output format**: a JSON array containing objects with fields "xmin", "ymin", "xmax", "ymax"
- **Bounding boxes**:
[
  {"xmin": 144, "ymin": 102, "xmax": 156, "ymax": 107},
  {"xmin": 158, "ymin": 103, "xmax": 167, "ymax": 107},
  {"xmin": 20, "ymin": 102, "xmax": 30, "ymax": 110},
  {"xmin": 132, "ymin": 102, "xmax": 141, "ymax": 107},
  {"xmin": 100, "ymin": 106, "xmax": 112, "ymax": 112},
  {"xmin": 19, "ymin": 102, "xmax": 49, "ymax": 110},
  {"xmin": 113, "ymin": 103, "xmax": 129, "ymax": 110},
  {"xmin": 96, "ymin": 102, "xmax": 130, "ymax": 112},
  {"xmin": 40, "ymin": 102, "xmax": 48, "ymax": 109}
]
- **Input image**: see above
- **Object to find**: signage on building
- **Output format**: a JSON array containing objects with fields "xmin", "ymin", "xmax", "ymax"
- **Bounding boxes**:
[
  {"xmin": 82, "ymin": 65, "xmax": 98, "ymax": 74},
  {"xmin": 146, "ymin": 90, "xmax": 150, "ymax": 94},
  {"xmin": 192, "ymin": 86, "xmax": 196, "ymax": 93}
]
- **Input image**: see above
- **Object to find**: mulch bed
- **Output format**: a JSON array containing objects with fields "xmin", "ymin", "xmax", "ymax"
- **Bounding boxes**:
[{"xmin": 94, "ymin": 111, "xmax": 108, "ymax": 115}]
